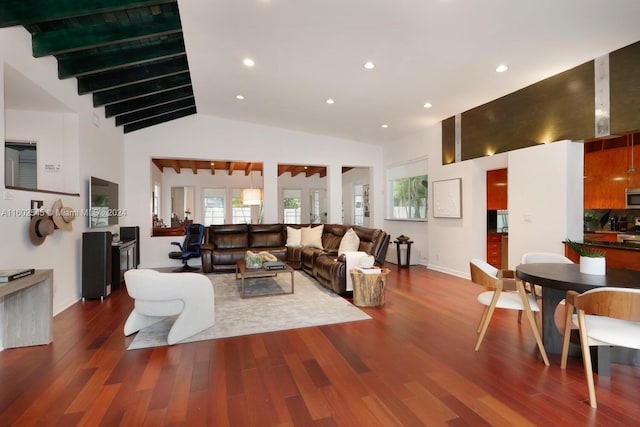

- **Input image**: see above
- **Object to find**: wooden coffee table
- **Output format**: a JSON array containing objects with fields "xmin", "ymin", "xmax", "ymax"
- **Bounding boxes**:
[{"xmin": 235, "ymin": 259, "xmax": 294, "ymax": 298}]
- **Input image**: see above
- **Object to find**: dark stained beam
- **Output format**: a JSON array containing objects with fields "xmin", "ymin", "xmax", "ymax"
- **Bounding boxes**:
[
  {"xmin": 57, "ymin": 34, "xmax": 185, "ymax": 78},
  {"xmin": 32, "ymin": 14, "xmax": 182, "ymax": 57},
  {"xmin": 171, "ymin": 159, "xmax": 180, "ymax": 174},
  {"xmin": 228, "ymin": 162, "xmax": 236, "ymax": 176},
  {"xmin": 123, "ymin": 106, "xmax": 196, "ymax": 133},
  {"xmin": 115, "ymin": 97, "xmax": 194, "ymax": 126},
  {"xmin": 210, "ymin": 162, "xmax": 216, "ymax": 175},
  {"xmin": 78, "ymin": 55, "xmax": 188, "ymax": 94},
  {"xmin": 189, "ymin": 160, "xmax": 197, "ymax": 175},
  {"xmin": 92, "ymin": 72, "xmax": 191, "ymax": 106},
  {"xmin": 104, "ymin": 86, "xmax": 193, "ymax": 117},
  {"xmin": 245, "ymin": 163, "xmax": 255, "ymax": 176},
  {"xmin": 0, "ymin": 0, "xmax": 176, "ymax": 28}
]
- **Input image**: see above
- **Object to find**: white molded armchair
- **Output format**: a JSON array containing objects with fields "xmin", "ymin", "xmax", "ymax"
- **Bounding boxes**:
[{"xmin": 123, "ymin": 269, "xmax": 215, "ymax": 345}]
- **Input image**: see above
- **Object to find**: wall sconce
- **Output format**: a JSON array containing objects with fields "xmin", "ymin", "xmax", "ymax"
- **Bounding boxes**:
[{"xmin": 241, "ymin": 188, "xmax": 262, "ymax": 205}]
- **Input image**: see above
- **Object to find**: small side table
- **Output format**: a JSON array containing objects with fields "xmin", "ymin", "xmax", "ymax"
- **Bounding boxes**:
[
  {"xmin": 350, "ymin": 268, "xmax": 390, "ymax": 307},
  {"xmin": 394, "ymin": 240, "xmax": 413, "ymax": 268}
]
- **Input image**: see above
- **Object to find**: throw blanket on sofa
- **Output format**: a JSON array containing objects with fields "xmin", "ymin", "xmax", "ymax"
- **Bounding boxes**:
[{"xmin": 343, "ymin": 251, "xmax": 371, "ymax": 291}]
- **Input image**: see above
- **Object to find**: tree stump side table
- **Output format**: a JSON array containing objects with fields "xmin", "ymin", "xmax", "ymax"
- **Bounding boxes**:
[{"xmin": 350, "ymin": 268, "xmax": 390, "ymax": 307}]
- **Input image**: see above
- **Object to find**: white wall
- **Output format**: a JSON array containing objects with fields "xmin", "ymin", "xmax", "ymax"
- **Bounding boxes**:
[
  {"xmin": 382, "ymin": 120, "xmax": 584, "ymax": 278},
  {"xmin": 507, "ymin": 141, "xmax": 584, "ymax": 268},
  {"xmin": 5, "ymin": 110, "xmax": 79, "ymax": 194},
  {"xmin": 0, "ymin": 27, "xmax": 125, "ymax": 315},
  {"xmin": 123, "ymin": 114, "xmax": 384, "ymax": 269}
]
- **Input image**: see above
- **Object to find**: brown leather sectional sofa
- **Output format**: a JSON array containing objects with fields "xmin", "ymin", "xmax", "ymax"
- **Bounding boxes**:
[{"xmin": 200, "ymin": 223, "xmax": 390, "ymax": 294}]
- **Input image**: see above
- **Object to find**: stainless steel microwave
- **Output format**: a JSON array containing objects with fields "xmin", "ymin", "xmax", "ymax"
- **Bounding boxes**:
[{"xmin": 626, "ymin": 188, "xmax": 640, "ymax": 208}]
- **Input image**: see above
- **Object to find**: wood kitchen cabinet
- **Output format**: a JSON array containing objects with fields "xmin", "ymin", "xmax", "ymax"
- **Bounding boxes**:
[
  {"xmin": 584, "ymin": 144, "xmax": 639, "ymax": 209},
  {"xmin": 487, "ymin": 233, "xmax": 502, "ymax": 269},
  {"xmin": 487, "ymin": 168, "xmax": 507, "ymax": 210}
]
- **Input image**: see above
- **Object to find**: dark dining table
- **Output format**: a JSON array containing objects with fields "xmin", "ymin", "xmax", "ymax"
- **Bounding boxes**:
[{"xmin": 515, "ymin": 262, "xmax": 640, "ymax": 375}]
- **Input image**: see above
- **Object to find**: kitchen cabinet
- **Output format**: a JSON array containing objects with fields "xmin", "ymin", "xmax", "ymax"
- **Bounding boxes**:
[
  {"xmin": 584, "ymin": 144, "xmax": 640, "ymax": 209},
  {"xmin": 487, "ymin": 233, "xmax": 503, "ymax": 269},
  {"xmin": 487, "ymin": 168, "xmax": 507, "ymax": 210}
]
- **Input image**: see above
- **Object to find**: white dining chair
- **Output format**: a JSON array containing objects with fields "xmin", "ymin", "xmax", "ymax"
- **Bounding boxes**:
[
  {"xmin": 469, "ymin": 259, "xmax": 550, "ymax": 366},
  {"xmin": 520, "ymin": 252, "xmax": 574, "ymax": 330},
  {"xmin": 560, "ymin": 287, "xmax": 640, "ymax": 408}
]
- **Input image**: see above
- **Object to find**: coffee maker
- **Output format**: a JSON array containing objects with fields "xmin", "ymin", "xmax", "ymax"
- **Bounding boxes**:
[{"xmin": 635, "ymin": 218, "xmax": 640, "ymax": 233}]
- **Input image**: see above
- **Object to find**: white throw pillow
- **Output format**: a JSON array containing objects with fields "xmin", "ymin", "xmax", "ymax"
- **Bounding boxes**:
[
  {"xmin": 338, "ymin": 228, "xmax": 360, "ymax": 256},
  {"xmin": 286, "ymin": 226, "xmax": 303, "ymax": 247},
  {"xmin": 301, "ymin": 224, "xmax": 324, "ymax": 249}
]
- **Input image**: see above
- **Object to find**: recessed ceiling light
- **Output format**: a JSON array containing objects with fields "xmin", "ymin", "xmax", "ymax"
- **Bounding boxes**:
[
  {"xmin": 381, "ymin": 124, "xmax": 389, "ymax": 128},
  {"xmin": 243, "ymin": 58, "xmax": 255, "ymax": 67},
  {"xmin": 364, "ymin": 61, "xmax": 375, "ymax": 70},
  {"xmin": 236, "ymin": 95, "xmax": 245, "ymax": 100},
  {"xmin": 495, "ymin": 64, "xmax": 509, "ymax": 73},
  {"xmin": 423, "ymin": 102, "xmax": 433, "ymax": 109},
  {"xmin": 326, "ymin": 98, "xmax": 335, "ymax": 104}
]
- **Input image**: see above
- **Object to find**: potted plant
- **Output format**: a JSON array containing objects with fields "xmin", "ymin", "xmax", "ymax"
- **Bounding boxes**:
[{"xmin": 566, "ymin": 239, "xmax": 606, "ymax": 275}]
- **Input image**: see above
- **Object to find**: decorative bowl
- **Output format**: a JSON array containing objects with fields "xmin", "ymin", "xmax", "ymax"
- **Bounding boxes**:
[{"xmin": 397, "ymin": 235, "xmax": 410, "ymax": 242}]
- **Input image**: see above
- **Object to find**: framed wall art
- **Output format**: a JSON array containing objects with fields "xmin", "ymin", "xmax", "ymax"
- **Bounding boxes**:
[{"xmin": 433, "ymin": 178, "xmax": 461, "ymax": 218}]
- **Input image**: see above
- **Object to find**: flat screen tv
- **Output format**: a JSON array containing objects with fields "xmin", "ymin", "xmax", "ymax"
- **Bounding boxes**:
[{"xmin": 89, "ymin": 176, "xmax": 119, "ymax": 228}]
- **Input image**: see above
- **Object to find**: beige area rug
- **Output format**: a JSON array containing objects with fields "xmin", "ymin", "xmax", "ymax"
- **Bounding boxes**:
[{"xmin": 127, "ymin": 271, "xmax": 371, "ymax": 349}]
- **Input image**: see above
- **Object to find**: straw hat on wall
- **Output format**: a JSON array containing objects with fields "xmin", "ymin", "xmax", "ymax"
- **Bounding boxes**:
[
  {"xmin": 29, "ymin": 212, "xmax": 54, "ymax": 245},
  {"xmin": 52, "ymin": 199, "xmax": 76, "ymax": 231}
]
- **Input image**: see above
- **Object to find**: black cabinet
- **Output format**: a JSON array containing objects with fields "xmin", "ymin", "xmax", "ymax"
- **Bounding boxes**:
[
  {"xmin": 111, "ymin": 240, "xmax": 136, "ymax": 287},
  {"xmin": 82, "ymin": 228, "xmax": 139, "ymax": 299},
  {"xmin": 120, "ymin": 226, "xmax": 140, "ymax": 267},
  {"xmin": 82, "ymin": 232, "xmax": 113, "ymax": 299}
]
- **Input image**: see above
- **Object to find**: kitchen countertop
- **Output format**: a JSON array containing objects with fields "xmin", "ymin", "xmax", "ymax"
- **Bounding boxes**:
[{"xmin": 578, "ymin": 239, "xmax": 640, "ymax": 251}]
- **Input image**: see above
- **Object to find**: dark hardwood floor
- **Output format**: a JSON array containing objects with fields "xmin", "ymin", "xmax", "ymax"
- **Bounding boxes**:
[{"xmin": 1, "ymin": 265, "xmax": 639, "ymax": 426}]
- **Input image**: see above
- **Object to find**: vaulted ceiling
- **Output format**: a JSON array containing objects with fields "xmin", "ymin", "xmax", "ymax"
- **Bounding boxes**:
[
  {"xmin": 2, "ymin": 1, "xmax": 640, "ymax": 143},
  {"xmin": 0, "ymin": 0, "xmax": 196, "ymax": 133}
]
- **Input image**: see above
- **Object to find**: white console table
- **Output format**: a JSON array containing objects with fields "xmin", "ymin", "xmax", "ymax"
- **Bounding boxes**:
[{"xmin": 0, "ymin": 269, "xmax": 53, "ymax": 349}]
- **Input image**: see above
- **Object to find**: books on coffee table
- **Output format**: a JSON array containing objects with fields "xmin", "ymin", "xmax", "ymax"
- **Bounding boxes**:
[
  {"xmin": 263, "ymin": 261, "xmax": 286, "ymax": 270},
  {"xmin": 0, "ymin": 268, "xmax": 35, "ymax": 283}
]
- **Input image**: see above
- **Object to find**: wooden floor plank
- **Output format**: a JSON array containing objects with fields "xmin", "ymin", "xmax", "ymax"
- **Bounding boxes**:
[{"xmin": 1, "ymin": 265, "xmax": 640, "ymax": 425}]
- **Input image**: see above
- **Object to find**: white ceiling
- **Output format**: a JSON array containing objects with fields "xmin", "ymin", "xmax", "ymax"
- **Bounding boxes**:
[
  {"xmin": 179, "ymin": 0, "xmax": 640, "ymax": 145},
  {"xmin": 4, "ymin": 1, "xmax": 640, "ymax": 143}
]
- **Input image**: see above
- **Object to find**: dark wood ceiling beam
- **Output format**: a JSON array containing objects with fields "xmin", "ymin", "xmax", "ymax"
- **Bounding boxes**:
[
  {"xmin": 210, "ymin": 162, "xmax": 216, "ymax": 175},
  {"xmin": 78, "ymin": 55, "xmax": 188, "ymax": 94},
  {"xmin": 189, "ymin": 161, "xmax": 197, "ymax": 175},
  {"xmin": 0, "ymin": 0, "xmax": 176, "ymax": 27},
  {"xmin": 104, "ymin": 86, "xmax": 193, "ymax": 117},
  {"xmin": 31, "ymin": 15, "xmax": 182, "ymax": 57},
  {"xmin": 170, "ymin": 159, "xmax": 180, "ymax": 174},
  {"xmin": 228, "ymin": 162, "xmax": 236, "ymax": 176},
  {"xmin": 123, "ymin": 106, "xmax": 195, "ymax": 133},
  {"xmin": 57, "ymin": 34, "xmax": 185, "ymax": 78},
  {"xmin": 245, "ymin": 163, "xmax": 255, "ymax": 176},
  {"xmin": 92, "ymin": 72, "xmax": 191, "ymax": 106},
  {"xmin": 290, "ymin": 166, "xmax": 306, "ymax": 177},
  {"xmin": 115, "ymin": 97, "xmax": 194, "ymax": 126}
]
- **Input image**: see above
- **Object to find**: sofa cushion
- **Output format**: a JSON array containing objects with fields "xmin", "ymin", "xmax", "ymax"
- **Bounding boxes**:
[
  {"xmin": 301, "ymin": 224, "xmax": 324, "ymax": 249},
  {"xmin": 208, "ymin": 224, "xmax": 249, "ymax": 249},
  {"xmin": 338, "ymin": 228, "xmax": 360, "ymax": 256},
  {"xmin": 286, "ymin": 226, "xmax": 304, "ymax": 247},
  {"xmin": 250, "ymin": 224, "xmax": 285, "ymax": 248}
]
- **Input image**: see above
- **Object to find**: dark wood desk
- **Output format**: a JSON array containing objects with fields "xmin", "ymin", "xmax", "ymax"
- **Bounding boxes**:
[{"xmin": 516, "ymin": 263, "xmax": 640, "ymax": 374}]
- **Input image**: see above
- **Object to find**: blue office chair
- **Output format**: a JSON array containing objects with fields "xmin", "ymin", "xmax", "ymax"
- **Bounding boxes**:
[{"xmin": 169, "ymin": 223, "xmax": 205, "ymax": 272}]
